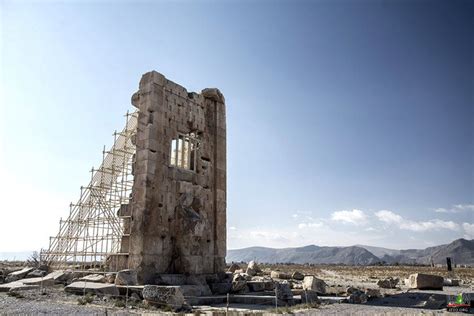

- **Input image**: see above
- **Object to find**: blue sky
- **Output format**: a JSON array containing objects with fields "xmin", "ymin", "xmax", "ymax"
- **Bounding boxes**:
[{"xmin": 0, "ymin": 0, "xmax": 472, "ymax": 253}]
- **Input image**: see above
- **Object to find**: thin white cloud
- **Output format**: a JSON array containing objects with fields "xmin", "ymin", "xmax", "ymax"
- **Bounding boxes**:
[
  {"xmin": 462, "ymin": 223, "xmax": 474, "ymax": 238},
  {"xmin": 298, "ymin": 222, "xmax": 324, "ymax": 229},
  {"xmin": 331, "ymin": 209, "xmax": 367, "ymax": 225},
  {"xmin": 433, "ymin": 204, "xmax": 474, "ymax": 213},
  {"xmin": 229, "ymin": 226, "xmax": 237, "ymax": 230},
  {"xmin": 375, "ymin": 210, "xmax": 459, "ymax": 232}
]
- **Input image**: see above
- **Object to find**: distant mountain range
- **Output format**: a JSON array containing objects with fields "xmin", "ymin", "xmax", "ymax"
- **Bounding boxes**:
[{"xmin": 227, "ymin": 238, "xmax": 474, "ymax": 265}]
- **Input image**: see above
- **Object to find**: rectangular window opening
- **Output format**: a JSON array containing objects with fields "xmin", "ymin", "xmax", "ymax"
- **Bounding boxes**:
[{"xmin": 170, "ymin": 133, "xmax": 198, "ymax": 171}]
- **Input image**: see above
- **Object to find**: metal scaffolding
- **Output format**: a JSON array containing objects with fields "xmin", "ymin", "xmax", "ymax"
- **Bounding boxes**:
[{"xmin": 40, "ymin": 111, "xmax": 138, "ymax": 269}]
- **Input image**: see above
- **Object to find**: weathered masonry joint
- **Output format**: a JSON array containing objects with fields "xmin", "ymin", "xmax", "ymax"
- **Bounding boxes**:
[{"xmin": 42, "ymin": 71, "xmax": 226, "ymax": 284}]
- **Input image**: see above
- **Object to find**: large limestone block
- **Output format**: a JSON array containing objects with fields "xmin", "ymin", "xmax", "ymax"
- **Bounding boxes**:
[
  {"xmin": 77, "ymin": 274, "xmax": 105, "ymax": 283},
  {"xmin": 408, "ymin": 273, "xmax": 443, "ymax": 290},
  {"xmin": 302, "ymin": 276, "xmax": 327, "ymax": 294},
  {"xmin": 178, "ymin": 284, "xmax": 212, "ymax": 297},
  {"xmin": 142, "ymin": 285, "xmax": 185, "ymax": 310},
  {"xmin": 270, "ymin": 271, "xmax": 291, "ymax": 279},
  {"xmin": 246, "ymin": 261, "xmax": 261, "ymax": 277},
  {"xmin": 301, "ymin": 290, "xmax": 320, "ymax": 304},
  {"xmin": 0, "ymin": 281, "xmax": 39, "ymax": 292},
  {"xmin": 115, "ymin": 269, "xmax": 137, "ymax": 286}
]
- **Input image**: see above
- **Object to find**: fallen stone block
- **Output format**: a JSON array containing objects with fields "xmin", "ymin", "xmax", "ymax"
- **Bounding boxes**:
[
  {"xmin": 302, "ymin": 276, "xmax": 327, "ymax": 294},
  {"xmin": 365, "ymin": 288, "xmax": 382, "ymax": 299},
  {"xmin": 142, "ymin": 285, "xmax": 185, "ymax": 311},
  {"xmin": 186, "ymin": 274, "xmax": 207, "ymax": 286},
  {"xmin": 348, "ymin": 291, "xmax": 368, "ymax": 304},
  {"xmin": 292, "ymin": 271, "xmax": 304, "ymax": 280},
  {"xmin": 408, "ymin": 273, "xmax": 443, "ymax": 290},
  {"xmin": 247, "ymin": 281, "xmax": 265, "ymax": 292},
  {"xmin": 65, "ymin": 281, "xmax": 119, "ymax": 296},
  {"xmin": 115, "ymin": 269, "xmax": 137, "ymax": 286},
  {"xmin": 246, "ymin": 260, "xmax": 261, "ymax": 277},
  {"xmin": 443, "ymin": 278, "xmax": 460, "ymax": 286},
  {"xmin": 5, "ymin": 267, "xmax": 35, "ymax": 283},
  {"xmin": 22, "ymin": 277, "xmax": 55, "ymax": 287},
  {"xmin": 231, "ymin": 280, "xmax": 248, "ymax": 293},
  {"xmin": 270, "ymin": 271, "xmax": 291, "ymax": 279},
  {"xmin": 0, "ymin": 281, "xmax": 39, "ymax": 292},
  {"xmin": 26, "ymin": 269, "xmax": 47, "ymax": 278}
]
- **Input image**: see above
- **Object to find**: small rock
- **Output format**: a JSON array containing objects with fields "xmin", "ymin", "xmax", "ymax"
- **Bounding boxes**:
[
  {"xmin": 292, "ymin": 271, "xmax": 304, "ymax": 280},
  {"xmin": 142, "ymin": 285, "xmax": 184, "ymax": 311},
  {"xmin": 377, "ymin": 277, "xmax": 399, "ymax": 289},
  {"xmin": 302, "ymin": 276, "xmax": 327, "ymax": 294}
]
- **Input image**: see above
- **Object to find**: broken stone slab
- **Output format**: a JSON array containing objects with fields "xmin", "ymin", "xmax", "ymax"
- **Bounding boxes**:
[
  {"xmin": 115, "ymin": 269, "xmax": 137, "ymax": 286},
  {"xmin": 142, "ymin": 285, "xmax": 185, "ymax": 311},
  {"xmin": 302, "ymin": 276, "xmax": 327, "ymax": 294},
  {"xmin": 227, "ymin": 263, "xmax": 240, "ymax": 273},
  {"xmin": 26, "ymin": 269, "xmax": 47, "ymax": 278},
  {"xmin": 0, "ymin": 281, "xmax": 39, "ymax": 292},
  {"xmin": 292, "ymin": 271, "xmax": 304, "ymax": 281},
  {"xmin": 377, "ymin": 277, "xmax": 399, "ymax": 289},
  {"xmin": 247, "ymin": 281, "xmax": 266, "ymax": 292},
  {"xmin": 77, "ymin": 274, "xmax": 106, "ymax": 283},
  {"xmin": 408, "ymin": 273, "xmax": 443, "ymax": 290},
  {"xmin": 178, "ymin": 284, "xmax": 212, "ymax": 297},
  {"xmin": 22, "ymin": 277, "xmax": 55, "ymax": 287},
  {"xmin": 270, "ymin": 271, "xmax": 291, "ymax": 279},
  {"xmin": 275, "ymin": 281, "xmax": 293, "ymax": 300},
  {"xmin": 5, "ymin": 267, "xmax": 35, "ymax": 283},
  {"xmin": 65, "ymin": 281, "xmax": 119, "ymax": 296}
]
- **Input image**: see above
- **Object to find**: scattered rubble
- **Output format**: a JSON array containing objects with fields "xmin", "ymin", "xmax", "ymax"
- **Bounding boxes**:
[{"xmin": 377, "ymin": 277, "xmax": 399, "ymax": 289}]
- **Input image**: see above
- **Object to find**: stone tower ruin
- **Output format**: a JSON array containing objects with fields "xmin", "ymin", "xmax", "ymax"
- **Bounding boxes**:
[{"xmin": 42, "ymin": 71, "xmax": 226, "ymax": 284}]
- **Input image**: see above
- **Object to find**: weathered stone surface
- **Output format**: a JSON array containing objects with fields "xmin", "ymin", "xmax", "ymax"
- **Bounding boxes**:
[
  {"xmin": 275, "ymin": 281, "xmax": 293, "ymax": 300},
  {"xmin": 443, "ymin": 278, "xmax": 460, "ymax": 286},
  {"xmin": 234, "ymin": 269, "xmax": 245, "ymax": 274},
  {"xmin": 210, "ymin": 282, "xmax": 232, "ymax": 294},
  {"xmin": 26, "ymin": 269, "xmax": 47, "ymax": 278},
  {"xmin": 301, "ymin": 290, "xmax": 320, "ymax": 304},
  {"xmin": 0, "ymin": 281, "xmax": 39, "ymax": 292},
  {"xmin": 114, "ymin": 269, "xmax": 137, "ymax": 286},
  {"xmin": 22, "ymin": 277, "xmax": 55, "ymax": 287},
  {"xmin": 105, "ymin": 273, "xmax": 115, "ymax": 284},
  {"xmin": 245, "ymin": 261, "xmax": 261, "ymax": 276},
  {"xmin": 247, "ymin": 281, "xmax": 265, "ymax": 292},
  {"xmin": 122, "ymin": 72, "xmax": 227, "ymax": 283},
  {"xmin": 186, "ymin": 275, "xmax": 207, "ymax": 286},
  {"xmin": 231, "ymin": 281, "xmax": 248, "ymax": 293},
  {"xmin": 365, "ymin": 288, "xmax": 382, "ymax": 298},
  {"xmin": 377, "ymin": 277, "xmax": 399, "ymax": 289},
  {"xmin": 292, "ymin": 271, "xmax": 304, "ymax": 280},
  {"xmin": 348, "ymin": 291, "xmax": 368, "ymax": 304},
  {"xmin": 178, "ymin": 284, "xmax": 212, "ymax": 297},
  {"xmin": 270, "ymin": 271, "xmax": 291, "ymax": 279},
  {"xmin": 5, "ymin": 267, "xmax": 35, "ymax": 282},
  {"xmin": 155, "ymin": 274, "xmax": 187, "ymax": 285},
  {"xmin": 77, "ymin": 274, "xmax": 105, "ymax": 283},
  {"xmin": 65, "ymin": 281, "xmax": 119, "ymax": 296},
  {"xmin": 302, "ymin": 276, "xmax": 327, "ymax": 294},
  {"xmin": 142, "ymin": 285, "xmax": 185, "ymax": 310},
  {"xmin": 408, "ymin": 273, "xmax": 443, "ymax": 290},
  {"xmin": 227, "ymin": 263, "xmax": 240, "ymax": 273}
]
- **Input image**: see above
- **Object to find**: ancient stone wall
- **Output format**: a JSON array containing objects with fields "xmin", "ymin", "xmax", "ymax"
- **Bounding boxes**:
[{"xmin": 110, "ymin": 71, "xmax": 226, "ymax": 284}]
